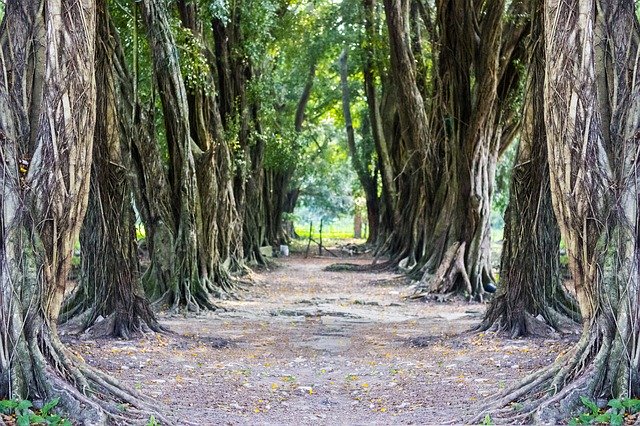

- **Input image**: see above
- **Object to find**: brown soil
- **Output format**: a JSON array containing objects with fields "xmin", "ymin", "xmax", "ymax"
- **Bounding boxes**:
[{"xmin": 68, "ymin": 256, "xmax": 577, "ymax": 425}]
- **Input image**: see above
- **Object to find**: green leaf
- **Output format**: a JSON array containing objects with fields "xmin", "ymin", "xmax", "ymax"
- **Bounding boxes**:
[
  {"xmin": 608, "ymin": 399, "xmax": 625, "ymax": 410},
  {"xmin": 580, "ymin": 396, "xmax": 599, "ymax": 414},
  {"xmin": 41, "ymin": 397, "xmax": 60, "ymax": 415},
  {"xmin": 30, "ymin": 414, "xmax": 47, "ymax": 423},
  {"xmin": 47, "ymin": 414, "xmax": 63, "ymax": 424},
  {"xmin": 481, "ymin": 414, "xmax": 494, "ymax": 425},
  {"xmin": 609, "ymin": 412, "xmax": 623, "ymax": 426},
  {"xmin": 0, "ymin": 399, "xmax": 18, "ymax": 412},
  {"xmin": 567, "ymin": 418, "xmax": 580, "ymax": 426},
  {"xmin": 622, "ymin": 398, "xmax": 640, "ymax": 412},
  {"xmin": 61, "ymin": 419, "xmax": 72, "ymax": 426},
  {"xmin": 578, "ymin": 413, "xmax": 593, "ymax": 423},
  {"xmin": 594, "ymin": 413, "xmax": 611, "ymax": 423},
  {"xmin": 16, "ymin": 399, "xmax": 33, "ymax": 411},
  {"xmin": 16, "ymin": 414, "xmax": 31, "ymax": 426}
]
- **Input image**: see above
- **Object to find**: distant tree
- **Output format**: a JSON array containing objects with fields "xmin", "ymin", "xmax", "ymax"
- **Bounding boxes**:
[
  {"xmin": 339, "ymin": 49, "xmax": 380, "ymax": 244},
  {"xmin": 362, "ymin": 0, "xmax": 399, "ymax": 245}
]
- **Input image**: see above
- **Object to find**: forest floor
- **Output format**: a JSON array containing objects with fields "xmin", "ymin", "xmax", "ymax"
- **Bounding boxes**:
[{"xmin": 69, "ymin": 255, "xmax": 578, "ymax": 425}]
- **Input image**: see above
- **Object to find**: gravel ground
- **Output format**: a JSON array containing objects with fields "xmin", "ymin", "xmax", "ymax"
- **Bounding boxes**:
[{"xmin": 72, "ymin": 255, "xmax": 577, "ymax": 425}]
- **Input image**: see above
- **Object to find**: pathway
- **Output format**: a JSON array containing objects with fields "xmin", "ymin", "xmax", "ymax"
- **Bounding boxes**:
[{"xmin": 77, "ymin": 256, "xmax": 574, "ymax": 425}]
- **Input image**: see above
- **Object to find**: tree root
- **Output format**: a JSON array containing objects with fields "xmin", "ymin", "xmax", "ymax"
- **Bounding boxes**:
[
  {"xmin": 411, "ymin": 242, "xmax": 475, "ymax": 300},
  {"xmin": 478, "ymin": 307, "xmax": 579, "ymax": 339},
  {"xmin": 24, "ymin": 331, "xmax": 173, "ymax": 425},
  {"xmin": 61, "ymin": 292, "xmax": 168, "ymax": 339},
  {"xmin": 324, "ymin": 260, "xmax": 395, "ymax": 272},
  {"xmin": 467, "ymin": 327, "xmax": 625, "ymax": 425}
]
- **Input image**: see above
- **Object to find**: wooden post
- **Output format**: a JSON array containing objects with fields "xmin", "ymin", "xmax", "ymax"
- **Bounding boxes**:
[
  {"xmin": 354, "ymin": 211, "xmax": 362, "ymax": 238},
  {"xmin": 319, "ymin": 219, "xmax": 323, "ymax": 256},
  {"xmin": 305, "ymin": 222, "xmax": 313, "ymax": 258}
]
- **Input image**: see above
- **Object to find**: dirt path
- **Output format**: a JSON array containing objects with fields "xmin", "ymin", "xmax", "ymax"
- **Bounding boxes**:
[{"xmin": 74, "ymin": 256, "xmax": 575, "ymax": 425}]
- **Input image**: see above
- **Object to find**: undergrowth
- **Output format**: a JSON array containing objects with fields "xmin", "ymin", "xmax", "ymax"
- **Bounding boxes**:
[
  {"xmin": 569, "ymin": 396, "xmax": 640, "ymax": 425},
  {"xmin": 0, "ymin": 398, "xmax": 70, "ymax": 426}
]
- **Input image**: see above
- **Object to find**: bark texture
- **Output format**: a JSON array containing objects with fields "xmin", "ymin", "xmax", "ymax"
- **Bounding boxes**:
[
  {"xmin": 61, "ymin": 1, "xmax": 163, "ymax": 338},
  {"xmin": 472, "ymin": 0, "xmax": 640, "ymax": 421},
  {"xmin": 479, "ymin": 3, "xmax": 579, "ymax": 337},
  {"xmin": 0, "ymin": 0, "xmax": 163, "ymax": 421},
  {"xmin": 140, "ymin": 0, "xmax": 220, "ymax": 311}
]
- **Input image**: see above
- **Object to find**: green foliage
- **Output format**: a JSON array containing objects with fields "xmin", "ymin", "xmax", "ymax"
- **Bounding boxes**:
[
  {"xmin": 0, "ymin": 398, "xmax": 71, "ymax": 426},
  {"xmin": 481, "ymin": 414, "xmax": 494, "ymax": 425},
  {"xmin": 208, "ymin": 0, "xmax": 230, "ymax": 24},
  {"xmin": 173, "ymin": 24, "xmax": 213, "ymax": 94},
  {"xmin": 146, "ymin": 415, "xmax": 160, "ymax": 426},
  {"xmin": 492, "ymin": 139, "xmax": 517, "ymax": 222},
  {"xmin": 294, "ymin": 122, "xmax": 356, "ymax": 222},
  {"xmin": 569, "ymin": 396, "xmax": 640, "ymax": 426}
]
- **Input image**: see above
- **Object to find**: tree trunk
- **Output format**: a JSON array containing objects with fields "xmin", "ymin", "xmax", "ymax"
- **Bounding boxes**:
[
  {"xmin": 0, "ymin": 0, "xmax": 161, "ymax": 421},
  {"xmin": 211, "ymin": 4, "xmax": 264, "ymax": 267},
  {"xmin": 178, "ymin": 0, "xmax": 242, "ymax": 289},
  {"xmin": 140, "ymin": 0, "xmax": 217, "ymax": 311},
  {"xmin": 473, "ymin": 0, "xmax": 640, "ymax": 421},
  {"xmin": 61, "ymin": 1, "xmax": 163, "ymax": 339},
  {"xmin": 362, "ymin": 0, "xmax": 398, "ymax": 245},
  {"xmin": 339, "ymin": 49, "xmax": 381, "ymax": 246},
  {"xmin": 479, "ymin": 3, "xmax": 579, "ymax": 336},
  {"xmin": 381, "ymin": 0, "xmax": 429, "ymax": 266}
]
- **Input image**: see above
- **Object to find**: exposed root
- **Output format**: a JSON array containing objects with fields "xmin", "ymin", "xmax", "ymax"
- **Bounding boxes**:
[
  {"xmin": 324, "ymin": 260, "xmax": 395, "ymax": 272},
  {"xmin": 467, "ymin": 325, "xmax": 629, "ymax": 425},
  {"xmin": 61, "ymin": 292, "xmax": 168, "ymax": 340},
  {"xmin": 477, "ymin": 269, "xmax": 580, "ymax": 338},
  {"xmin": 23, "ymin": 330, "xmax": 173, "ymax": 425},
  {"xmin": 478, "ymin": 307, "xmax": 579, "ymax": 339},
  {"xmin": 411, "ymin": 242, "xmax": 475, "ymax": 300}
]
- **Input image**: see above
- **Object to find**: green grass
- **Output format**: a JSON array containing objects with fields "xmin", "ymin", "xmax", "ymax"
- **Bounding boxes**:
[{"xmin": 296, "ymin": 229, "xmax": 355, "ymax": 239}]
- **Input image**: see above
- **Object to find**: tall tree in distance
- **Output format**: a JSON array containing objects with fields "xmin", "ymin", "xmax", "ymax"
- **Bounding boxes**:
[
  {"xmin": 362, "ymin": 0, "xmax": 399, "ymax": 245},
  {"xmin": 473, "ymin": 0, "xmax": 640, "ymax": 421},
  {"xmin": 339, "ymin": 49, "xmax": 381, "ymax": 244}
]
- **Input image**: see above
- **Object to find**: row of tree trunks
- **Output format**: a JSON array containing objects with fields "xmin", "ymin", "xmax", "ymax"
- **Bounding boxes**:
[
  {"xmin": 376, "ymin": 0, "xmax": 528, "ymax": 299},
  {"xmin": 178, "ymin": 0, "xmax": 242, "ymax": 289}
]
